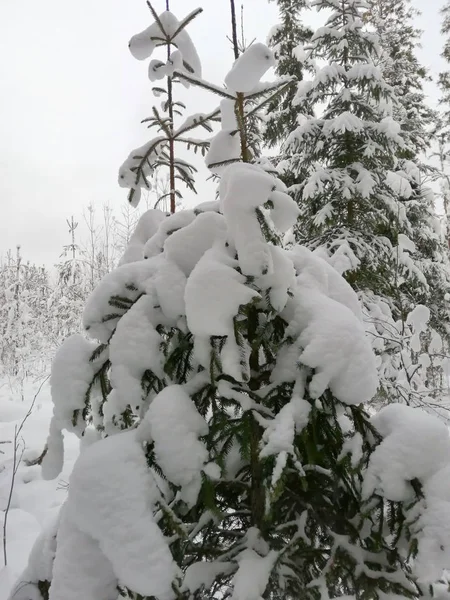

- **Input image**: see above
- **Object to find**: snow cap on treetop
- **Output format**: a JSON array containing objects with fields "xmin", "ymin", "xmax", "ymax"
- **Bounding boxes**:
[
  {"xmin": 225, "ymin": 43, "xmax": 276, "ymax": 94},
  {"xmin": 129, "ymin": 9, "xmax": 202, "ymax": 77}
]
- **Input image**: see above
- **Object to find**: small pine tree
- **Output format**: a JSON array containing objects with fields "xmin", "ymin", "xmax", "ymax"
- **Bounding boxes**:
[
  {"xmin": 119, "ymin": 1, "xmax": 217, "ymax": 212},
  {"xmin": 51, "ymin": 217, "xmax": 86, "ymax": 343},
  {"xmin": 13, "ymin": 8, "xmax": 450, "ymax": 600}
]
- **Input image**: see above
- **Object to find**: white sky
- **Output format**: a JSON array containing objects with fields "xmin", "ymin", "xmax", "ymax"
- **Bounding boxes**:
[{"xmin": 0, "ymin": 0, "xmax": 444, "ymax": 265}]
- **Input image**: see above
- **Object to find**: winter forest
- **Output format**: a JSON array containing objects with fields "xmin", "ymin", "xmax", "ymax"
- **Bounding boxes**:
[{"xmin": 5, "ymin": 0, "xmax": 450, "ymax": 598}]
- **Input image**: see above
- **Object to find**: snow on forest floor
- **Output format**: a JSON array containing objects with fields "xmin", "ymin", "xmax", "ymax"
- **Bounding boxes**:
[{"xmin": 0, "ymin": 378, "xmax": 79, "ymax": 599}]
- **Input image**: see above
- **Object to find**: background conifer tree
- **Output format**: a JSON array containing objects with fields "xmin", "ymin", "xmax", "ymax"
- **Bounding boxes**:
[
  {"xmin": 271, "ymin": 0, "xmax": 450, "ymax": 407},
  {"xmin": 264, "ymin": 0, "xmax": 312, "ymax": 149},
  {"xmin": 363, "ymin": 0, "xmax": 435, "ymax": 157},
  {"xmin": 363, "ymin": 0, "xmax": 450, "ymax": 366},
  {"xmin": 439, "ymin": 0, "xmax": 450, "ymax": 125},
  {"xmin": 437, "ymin": 1, "xmax": 450, "ymax": 241}
]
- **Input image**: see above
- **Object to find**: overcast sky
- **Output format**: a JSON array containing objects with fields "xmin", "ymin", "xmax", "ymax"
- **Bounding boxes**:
[{"xmin": 0, "ymin": 0, "xmax": 444, "ymax": 266}]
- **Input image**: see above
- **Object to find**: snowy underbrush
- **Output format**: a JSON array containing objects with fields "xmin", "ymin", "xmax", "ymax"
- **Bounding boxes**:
[{"xmin": 0, "ymin": 378, "xmax": 79, "ymax": 600}]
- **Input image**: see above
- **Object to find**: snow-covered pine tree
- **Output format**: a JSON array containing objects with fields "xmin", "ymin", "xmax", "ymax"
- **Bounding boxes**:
[
  {"xmin": 13, "ymin": 9, "xmax": 450, "ymax": 600},
  {"xmin": 431, "ymin": 126, "xmax": 450, "ymax": 238},
  {"xmin": 362, "ymin": 0, "xmax": 450, "ymax": 375},
  {"xmin": 275, "ymin": 0, "xmax": 450, "ymax": 408},
  {"xmin": 363, "ymin": 0, "xmax": 435, "ymax": 157},
  {"xmin": 264, "ymin": 0, "xmax": 312, "ymax": 149},
  {"xmin": 120, "ymin": 1, "xmax": 217, "ymax": 212},
  {"xmin": 440, "ymin": 0, "xmax": 450, "ymax": 125},
  {"xmin": 50, "ymin": 217, "xmax": 87, "ymax": 345},
  {"xmin": 437, "ymin": 1, "xmax": 450, "ymax": 241}
]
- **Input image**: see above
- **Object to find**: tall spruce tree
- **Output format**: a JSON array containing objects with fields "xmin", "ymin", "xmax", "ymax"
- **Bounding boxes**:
[
  {"xmin": 272, "ymin": 0, "xmax": 450, "ymax": 407},
  {"xmin": 264, "ymin": 0, "xmax": 312, "ymax": 149},
  {"xmin": 363, "ymin": 0, "xmax": 435, "ymax": 157},
  {"xmin": 362, "ymin": 1, "xmax": 450, "ymax": 363},
  {"xmin": 438, "ymin": 1, "xmax": 450, "ymax": 238},
  {"xmin": 439, "ymin": 0, "xmax": 450, "ymax": 124},
  {"xmin": 11, "ymin": 4, "xmax": 450, "ymax": 600}
]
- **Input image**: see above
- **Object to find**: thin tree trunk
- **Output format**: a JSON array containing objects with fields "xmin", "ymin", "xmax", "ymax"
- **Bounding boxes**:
[
  {"xmin": 229, "ymin": 0, "xmax": 263, "ymax": 531},
  {"xmin": 229, "ymin": 0, "xmax": 239, "ymax": 60},
  {"xmin": 229, "ymin": 0, "xmax": 249, "ymax": 163},
  {"xmin": 166, "ymin": 0, "xmax": 176, "ymax": 214}
]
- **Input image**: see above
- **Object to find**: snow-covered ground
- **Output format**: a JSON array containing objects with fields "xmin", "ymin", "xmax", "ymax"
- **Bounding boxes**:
[{"xmin": 0, "ymin": 378, "xmax": 79, "ymax": 599}]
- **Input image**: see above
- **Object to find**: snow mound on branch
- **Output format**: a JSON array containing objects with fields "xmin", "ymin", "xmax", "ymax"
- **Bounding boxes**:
[
  {"xmin": 232, "ymin": 530, "xmax": 278, "ymax": 600},
  {"xmin": 143, "ymin": 385, "xmax": 208, "ymax": 507},
  {"xmin": 143, "ymin": 210, "xmax": 196, "ymax": 259},
  {"xmin": 323, "ymin": 111, "xmax": 363, "ymax": 134},
  {"xmin": 362, "ymin": 403, "xmax": 450, "ymax": 582},
  {"xmin": 289, "ymin": 246, "xmax": 362, "ymax": 320},
  {"xmin": 49, "ymin": 505, "xmax": 118, "ymax": 600},
  {"xmin": 225, "ymin": 43, "xmax": 276, "ymax": 93},
  {"xmin": 256, "ymin": 245, "xmax": 295, "ymax": 312},
  {"xmin": 220, "ymin": 163, "xmax": 299, "ymax": 276},
  {"xmin": 119, "ymin": 209, "xmax": 167, "ymax": 265},
  {"xmin": 386, "ymin": 171, "xmax": 412, "ymax": 198},
  {"xmin": 183, "ymin": 561, "xmax": 234, "ymax": 594},
  {"xmin": 42, "ymin": 334, "xmax": 105, "ymax": 480},
  {"xmin": 109, "ymin": 295, "xmax": 165, "ymax": 414},
  {"xmin": 185, "ymin": 245, "xmax": 260, "ymax": 337},
  {"xmin": 205, "ymin": 130, "xmax": 241, "ymax": 174},
  {"xmin": 194, "ymin": 199, "xmax": 220, "ymax": 214},
  {"xmin": 129, "ymin": 10, "xmax": 202, "ymax": 77},
  {"xmin": 9, "ymin": 514, "xmax": 59, "ymax": 600},
  {"xmin": 260, "ymin": 395, "xmax": 311, "ymax": 458},
  {"xmin": 118, "ymin": 138, "xmax": 163, "ymax": 206},
  {"xmin": 363, "ymin": 404, "xmax": 450, "ymax": 502},
  {"xmin": 49, "ymin": 334, "xmax": 100, "ymax": 436},
  {"xmin": 220, "ymin": 99, "xmax": 238, "ymax": 130},
  {"xmin": 41, "ymin": 417, "xmax": 64, "ymax": 481},
  {"xmin": 164, "ymin": 211, "xmax": 227, "ymax": 276},
  {"xmin": 50, "ymin": 431, "xmax": 178, "ymax": 600},
  {"xmin": 83, "ymin": 257, "xmax": 163, "ymax": 342},
  {"xmin": 416, "ymin": 463, "xmax": 450, "ymax": 582},
  {"xmin": 147, "ymin": 50, "xmax": 186, "ymax": 82},
  {"xmin": 406, "ymin": 303, "xmax": 429, "ymax": 332},
  {"xmin": 153, "ymin": 258, "xmax": 187, "ymax": 319},
  {"xmin": 286, "ymin": 286, "xmax": 377, "ymax": 405}
]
